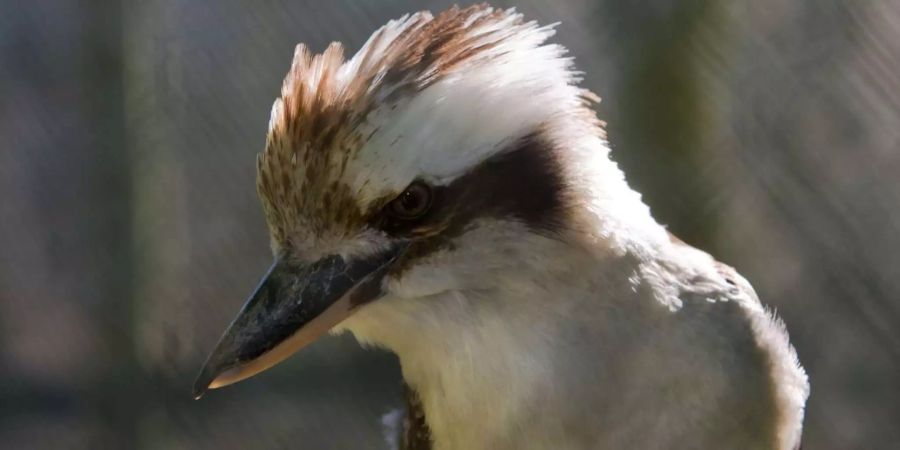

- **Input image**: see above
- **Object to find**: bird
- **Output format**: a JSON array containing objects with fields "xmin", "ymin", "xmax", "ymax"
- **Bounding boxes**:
[{"xmin": 193, "ymin": 5, "xmax": 809, "ymax": 450}]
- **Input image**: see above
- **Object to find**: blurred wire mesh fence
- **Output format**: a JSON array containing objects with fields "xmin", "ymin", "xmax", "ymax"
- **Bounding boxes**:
[{"xmin": 1, "ymin": 1, "xmax": 898, "ymax": 449}]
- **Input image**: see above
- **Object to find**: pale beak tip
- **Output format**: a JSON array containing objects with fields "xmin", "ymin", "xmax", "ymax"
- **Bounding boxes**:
[
  {"xmin": 192, "ymin": 364, "xmax": 219, "ymax": 400},
  {"xmin": 194, "ymin": 363, "xmax": 246, "ymax": 399},
  {"xmin": 192, "ymin": 377, "xmax": 211, "ymax": 400}
]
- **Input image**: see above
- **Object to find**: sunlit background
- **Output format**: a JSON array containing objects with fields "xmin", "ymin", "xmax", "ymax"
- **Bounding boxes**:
[{"xmin": 2, "ymin": 1, "xmax": 899, "ymax": 448}]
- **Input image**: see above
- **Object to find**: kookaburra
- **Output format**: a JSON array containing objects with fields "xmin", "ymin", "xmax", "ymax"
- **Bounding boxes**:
[{"xmin": 194, "ymin": 5, "xmax": 809, "ymax": 450}]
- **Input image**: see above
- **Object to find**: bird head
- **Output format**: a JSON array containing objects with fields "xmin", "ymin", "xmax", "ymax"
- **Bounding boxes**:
[{"xmin": 193, "ymin": 5, "xmax": 612, "ymax": 398}]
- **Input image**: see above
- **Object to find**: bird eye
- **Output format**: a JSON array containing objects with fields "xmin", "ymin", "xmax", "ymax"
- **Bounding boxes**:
[{"xmin": 388, "ymin": 182, "xmax": 432, "ymax": 220}]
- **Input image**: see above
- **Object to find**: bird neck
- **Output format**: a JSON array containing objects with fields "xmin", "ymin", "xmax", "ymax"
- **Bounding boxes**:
[{"xmin": 367, "ymin": 239, "xmax": 658, "ymax": 450}]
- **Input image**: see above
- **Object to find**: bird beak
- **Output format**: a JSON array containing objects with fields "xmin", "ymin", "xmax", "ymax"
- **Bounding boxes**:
[{"xmin": 192, "ymin": 241, "xmax": 408, "ymax": 399}]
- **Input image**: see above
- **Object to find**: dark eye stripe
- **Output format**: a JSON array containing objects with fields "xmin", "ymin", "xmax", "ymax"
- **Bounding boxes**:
[
  {"xmin": 436, "ymin": 131, "xmax": 566, "ymax": 235},
  {"xmin": 386, "ymin": 129, "xmax": 567, "ymax": 275}
]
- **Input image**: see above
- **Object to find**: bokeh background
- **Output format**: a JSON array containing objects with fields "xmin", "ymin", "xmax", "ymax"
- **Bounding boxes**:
[{"xmin": 2, "ymin": 1, "xmax": 899, "ymax": 448}]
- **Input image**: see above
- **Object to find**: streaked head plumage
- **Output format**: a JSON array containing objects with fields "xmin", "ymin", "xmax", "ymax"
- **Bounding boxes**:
[{"xmin": 257, "ymin": 5, "xmax": 601, "ymax": 252}]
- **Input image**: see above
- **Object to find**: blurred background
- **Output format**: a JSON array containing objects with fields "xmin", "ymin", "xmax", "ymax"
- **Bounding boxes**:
[{"xmin": 2, "ymin": 1, "xmax": 898, "ymax": 448}]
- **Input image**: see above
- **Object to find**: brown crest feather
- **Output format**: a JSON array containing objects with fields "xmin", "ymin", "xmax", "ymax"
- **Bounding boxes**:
[
  {"xmin": 255, "ymin": 5, "xmax": 599, "ymax": 249},
  {"xmin": 257, "ymin": 5, "xmax": 532, "ymax": 247}
]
